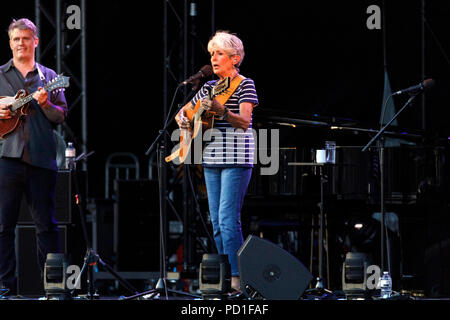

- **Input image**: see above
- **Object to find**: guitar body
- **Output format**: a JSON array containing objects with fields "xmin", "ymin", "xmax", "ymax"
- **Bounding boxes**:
[
  {"xmin": 166, "ymin": 76, "xmax": 244, "ymax": 164},
  {"xmin": 0, "ymin": 90, "xmax": 29, "ymax": 139},
  {"xmin": 185, "ymin": 105, "xmax": 215, "ymax": 131},
  {"xmin": 0, "ymin": 75, "xmax": 69, "ymax": 140}
]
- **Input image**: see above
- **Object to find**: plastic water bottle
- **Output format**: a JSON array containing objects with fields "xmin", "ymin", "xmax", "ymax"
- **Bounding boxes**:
[
  {"xmin": 325, "ymin": 141, "xmax": 336, "ymax": 164},
  {"xmin": 65, "ymin": 142, "xmax": 76, "ymax": 170},
  {"xmin": 380, "ymin": 271, "xmax": 392, "ymax": 299}
]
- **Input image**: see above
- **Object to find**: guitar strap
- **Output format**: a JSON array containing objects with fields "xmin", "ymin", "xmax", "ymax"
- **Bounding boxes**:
[
  {"xmin": 194, "ymin": 74, "xmax": 244, "ymax": 113},
  {"xmin": 0, "ymin": 62, "xmax": 46, "ymax": 95},
  {"xmin": 165, "ymin": 75, "xmax": 245, "ymax": 163},
  {"xmin": 36, "ymin": 63, "xmax": 47, "ymax": 84}
]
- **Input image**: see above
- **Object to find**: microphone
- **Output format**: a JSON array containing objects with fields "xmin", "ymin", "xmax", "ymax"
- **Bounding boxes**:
[
  {"xmin": 392, "ymin": 78, "xmax": 435, "ymax": 96},
  {"xmin": 182, "ymin": 65, "xmax": 213, "ymax": 85}
]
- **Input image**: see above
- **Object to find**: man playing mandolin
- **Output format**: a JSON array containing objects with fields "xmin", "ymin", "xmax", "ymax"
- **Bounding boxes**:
[
  {"xmin": 175, "ymin": 31, "xmax": 258, "ymax": 293},
  {"xmin": 0, "ymin": 18, "xmax": 68, "ymax": 295}
]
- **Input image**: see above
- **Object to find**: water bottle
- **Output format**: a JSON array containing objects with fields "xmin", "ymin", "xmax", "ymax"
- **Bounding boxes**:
[
  {"xmin": 379, "ymin": 271, "xmax": 392, "ymax": 299},
  {"xmin": 325, "ymin": 141, "xmax": 336, "ymax": 164},
  {"xmin": 65, "ymin": 142, "xmax": 76, "ymax": 170}
]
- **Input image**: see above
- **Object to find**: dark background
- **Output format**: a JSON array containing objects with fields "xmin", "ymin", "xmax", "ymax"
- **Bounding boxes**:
[
  {"xmin": 1, "ymin": 1, "xmax": 449, "ymax": 197},
  {"xmin": 2, "ymin": 1, "xmax": 450, "ymax": 295}
]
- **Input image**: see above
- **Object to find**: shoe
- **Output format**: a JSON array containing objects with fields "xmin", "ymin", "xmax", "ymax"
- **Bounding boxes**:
[
  {"xmin": 227, "ymin": 290, "xmax": 245, "ymax": 300},
  {"xmin": 231, "ymin": 276, "xmax": 241, "ymax": 292},
  {"xmin": 228, "ymin": 288, "xmax": 242, "ymax": 295}
]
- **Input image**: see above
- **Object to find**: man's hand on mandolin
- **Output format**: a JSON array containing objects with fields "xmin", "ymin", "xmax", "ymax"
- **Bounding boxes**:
[
  {"xmin": 0, "ymin": 104, "xmax": 12, "ymax": 119},
  {"xmin": 32, "ymin": 87, "xmax": 50, "ymax": 108}
]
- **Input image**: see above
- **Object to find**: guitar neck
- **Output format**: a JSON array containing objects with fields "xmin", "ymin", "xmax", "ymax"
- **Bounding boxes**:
[
  {"xmin": 194, "ymin": 77, "xmax": 229, "ymax": 120},
  {"xmin": 11, "ymin": 85, "xmax": 52, "ymax": 112}
]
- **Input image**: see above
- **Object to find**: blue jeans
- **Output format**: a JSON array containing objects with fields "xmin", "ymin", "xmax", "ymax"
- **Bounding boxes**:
[
  {"xmin": 0, "ymin": 158, "xmax": 60, "ymax": 289},
  {"xmin": 203, "ymin": 167, "xmax": 252, "ymax": 276}
]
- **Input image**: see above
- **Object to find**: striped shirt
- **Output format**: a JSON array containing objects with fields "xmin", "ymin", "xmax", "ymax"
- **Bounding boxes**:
[{"xmin": 191, "ymin": 76, "xmax": 259, "ymax": 168}]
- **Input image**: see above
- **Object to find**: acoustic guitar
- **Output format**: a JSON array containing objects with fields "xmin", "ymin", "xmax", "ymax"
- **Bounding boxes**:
[
  {"xmin": 0, "ymin": 74, "xmax": 70, "ymax": 139},
  {"xmin": 165, "ymin": 77, "xmax": 230, "ymax": 164}
]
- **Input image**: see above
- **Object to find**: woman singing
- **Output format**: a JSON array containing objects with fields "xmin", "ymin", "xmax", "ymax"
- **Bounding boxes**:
[{"xmin": 175, "ymin": 31, "xmax": 258, "ymax": 293}]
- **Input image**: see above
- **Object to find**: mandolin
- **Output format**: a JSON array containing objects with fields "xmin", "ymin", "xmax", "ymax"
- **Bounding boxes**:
[{"xmin": 0, "ymin": 74, "xmax": 70, "ymax": 139}]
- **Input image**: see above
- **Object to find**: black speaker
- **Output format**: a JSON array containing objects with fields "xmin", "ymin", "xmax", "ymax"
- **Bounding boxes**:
[
  {"xmin": 237, "ymin": 235, "xmax": 313, "ymax": 300},
  {"xmin": 15, "ymin": 225, "xmax": 67, "ymax": 296},
  {"xmin": 18, "ymin": 170, "xmax": 74, "ymax": 224}
]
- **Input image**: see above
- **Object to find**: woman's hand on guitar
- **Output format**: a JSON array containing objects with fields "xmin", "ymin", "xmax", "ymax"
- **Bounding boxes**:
[
  {"xmin": 202, "ymin": 98, "xmax": 225, "ymax": 116},
  {"xmin": 0, "ymin": 104, "xmax": 12, "ymax": 119},
  {"xmin": 175, "ymin": 109, "xmax": 191, "ymax": 129}
]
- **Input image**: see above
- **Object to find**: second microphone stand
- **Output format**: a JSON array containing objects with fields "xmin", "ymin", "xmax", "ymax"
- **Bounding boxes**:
[
  {"xmin": 362, "ymin": 93, "xmax": 419, "ymax": 274},
  {"xmin": 126, "ymin": 83, "xmax": 203, "ymax": 300},
  {"xmin": 70, "ymin": 151, "xmax": 139, "ymax": 299}
]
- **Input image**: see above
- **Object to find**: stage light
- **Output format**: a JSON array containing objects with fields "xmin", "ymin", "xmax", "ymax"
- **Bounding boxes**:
[
  {"xmin": 199, "ymin": 254, "xmax": 231, "ymax": 299},
  {"xmin": 345, "ymin": 217, "xmax": 378, "ymax": 253},
  {"xmin": 342, "ymin": 252, "xmax": 370, "ymax": 296},
  {"xmin": 44, "ymin": 253, "xmax": 72, "ymax": 300},
  {"xmin": 354, "ymin": 223, "xmax": 363, "ymax": 230}
]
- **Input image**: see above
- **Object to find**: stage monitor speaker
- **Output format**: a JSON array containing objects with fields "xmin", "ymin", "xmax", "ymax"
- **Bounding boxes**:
[
  {"xmin": 18, "ymin": 170, "xmax": 80, "ymax": 224},
  {"xmin": 237, "ymin": 235, "xmax": 313, "ymax": 300},
  {"xmin": 15, "ymin": 225, "xmax": 67, "ymax": 296}
]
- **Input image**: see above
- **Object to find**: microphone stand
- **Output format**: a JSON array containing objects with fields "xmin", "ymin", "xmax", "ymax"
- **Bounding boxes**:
[
  {"xmin": 132, "ymin": 84, "xmax": 202, "ymax": 300},
  {"xmin": 69, "ymin": 151, "xmax": 140, "ymax": 299},
  {"xmin": 145, "ymin": 83, "xmax": 185, "ymax": 298},
  {"xmin": 362, "ymin": 93, "xmax": 419, "ymax": 275},
  {"xmin": 122, "ymin": 134, "xmax": 200, "ymax": 300},
  {"xmin": 143, "ymin": 108, "xmax": 179, "ymax": 300}
]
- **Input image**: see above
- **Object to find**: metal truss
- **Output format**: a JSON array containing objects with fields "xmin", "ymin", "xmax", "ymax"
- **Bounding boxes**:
[{"xmin": 34, "ymin": 0, "xmax": 88, "ymax": 171}]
